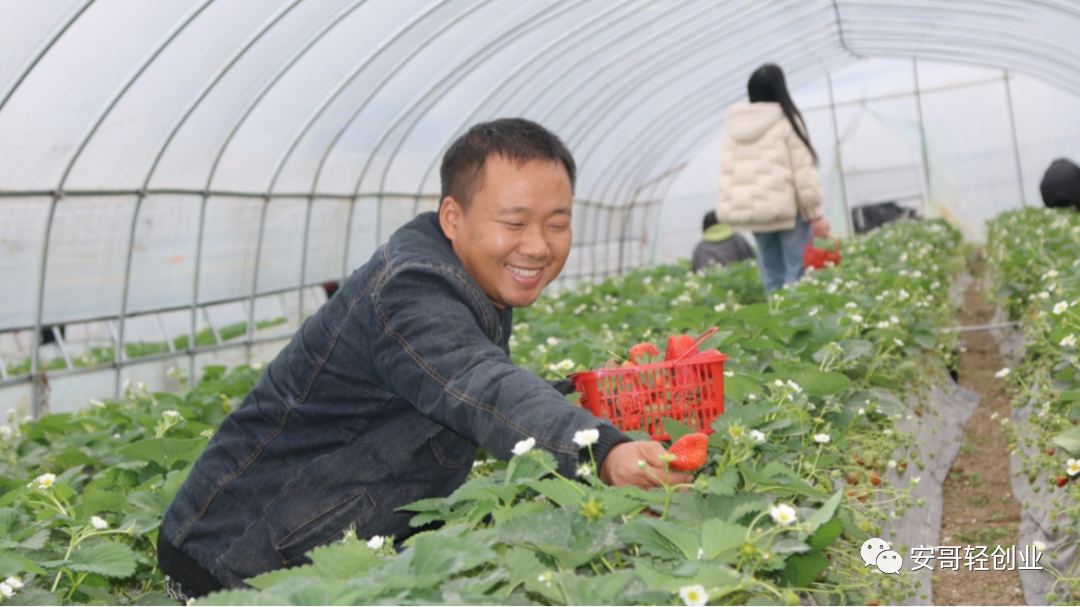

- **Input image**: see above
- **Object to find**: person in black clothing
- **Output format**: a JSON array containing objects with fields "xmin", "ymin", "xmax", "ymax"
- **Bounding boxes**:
[
  {"xmin": 157, "ymin": 119, "xmax": 690, "ymax": 601},
  {"xmin": 691, "ymin": 211, "xmax": 756, "ymax": 272},
  {"xmin": 1040, "ymin": 158, "xmax": 1080, "ymax": 211}
]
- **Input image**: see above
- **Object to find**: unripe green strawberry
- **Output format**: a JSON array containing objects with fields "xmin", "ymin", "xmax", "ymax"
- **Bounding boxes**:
[{"xmin": 667, "ymin": 433, "xmax": 709, "ymax": 471}]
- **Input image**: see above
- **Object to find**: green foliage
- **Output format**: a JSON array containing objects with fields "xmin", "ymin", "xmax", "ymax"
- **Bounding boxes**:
[
  {"xmin": 0, "ymin": 364, "xmax": 263, "ymax": 605},
  {"xmin": 0, "ymin": 219, "xmax": 967, "ymax": 605},
  {"xmin": 985, "ymin": 207, "xmax": 1080, "ymax": 600}
]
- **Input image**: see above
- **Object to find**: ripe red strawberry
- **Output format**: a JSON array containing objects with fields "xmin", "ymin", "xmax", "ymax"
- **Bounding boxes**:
[
  {"xmin": 693, "ymin": 348, "xmax": 722, "ymax": 358},
  {"xmin": 1057, "ymin": 474, "xmax": 1069, "ymax": 488},
  {"xmin": 870, "ymin": 471, "xmax": 882, "ymax": 486},
  {"xmin": 628, "ymin": 343, "xmax": 660, "ymax": 365},
  {"xmin": 1047, "ymin": 447, "xmax": 1055, "ymax": 456},
  {"xmin": 846, "ymin": 471, "xmax": 860, "ymax": 485},
  {"xmin": 667, "ymin": 433, "xmax": 709, "ymax": 471},
  {"xmin": 898, "ymin": 461, "xmax": 908, "ymax": 472},
  {"xmin": 664, "ymin": 334, "xmax": 699, "ymax": 362}
]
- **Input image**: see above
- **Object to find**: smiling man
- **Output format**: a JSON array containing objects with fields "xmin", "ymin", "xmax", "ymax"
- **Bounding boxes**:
[{"xmin": 157, "ymin": 118, "xmax": 689, "ymax": 600}]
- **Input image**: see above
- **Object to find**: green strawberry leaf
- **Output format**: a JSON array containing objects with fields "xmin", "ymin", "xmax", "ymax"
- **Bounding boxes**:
[
  {"xmin": 780, "ymin": 552, "xmax": 829, "ymax": 588},
  {"xmin": 68, "ymin": 542, "xmax": 137, "ymax": 578}
]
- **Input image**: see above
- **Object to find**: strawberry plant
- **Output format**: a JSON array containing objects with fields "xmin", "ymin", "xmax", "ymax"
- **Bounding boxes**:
[
  {"xmin": 985, "ymin": 206, "xmax": 1080, "ymax": 603},
  {"xmin": 0, "ymin": 218, "xmax": 966, "ymax": 605}
]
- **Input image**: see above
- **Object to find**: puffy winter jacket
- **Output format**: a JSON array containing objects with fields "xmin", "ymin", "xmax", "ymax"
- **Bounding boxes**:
[{"xmin": 716, "ymin": 102, "xmax": 823, "ymax": 233}]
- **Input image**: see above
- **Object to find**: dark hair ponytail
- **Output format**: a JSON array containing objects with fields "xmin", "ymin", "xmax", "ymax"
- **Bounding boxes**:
[{"xmin": 748, "ymin": 64, "xmax": 816, "ymax": 163}]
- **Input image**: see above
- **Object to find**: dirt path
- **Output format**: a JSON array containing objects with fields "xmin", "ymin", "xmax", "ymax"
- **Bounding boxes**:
[{"xmin": 932, "ymin": 259, "xmax": 1025, "ymax": 605}]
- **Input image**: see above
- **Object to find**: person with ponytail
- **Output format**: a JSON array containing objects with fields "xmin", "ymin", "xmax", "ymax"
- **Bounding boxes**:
[{"xmin": 716, "ymin": 64, "xmax": 829, "ymax": 293}]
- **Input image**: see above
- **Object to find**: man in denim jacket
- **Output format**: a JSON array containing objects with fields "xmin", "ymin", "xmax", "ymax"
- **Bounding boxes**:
[{"xmin": 157, "ymin": 119, "xmax": 690, "ymax": 598}]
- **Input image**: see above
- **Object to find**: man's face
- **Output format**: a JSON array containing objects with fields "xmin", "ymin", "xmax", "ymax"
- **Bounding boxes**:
[{"xmin": 440, "ymin": 154, "xmax": 572, "ymax": 309}]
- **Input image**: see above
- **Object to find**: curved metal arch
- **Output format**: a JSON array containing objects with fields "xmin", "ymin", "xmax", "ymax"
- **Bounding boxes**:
[
  {"xmin": 594, "ymin": 61, "xmax": 827, "ymax": 279},
  {"xmin": 563, "ymin": 3, "xmax": 833, "ymax": 179},
  {"xmin": 572, "ymin": 14, "xmax": 838, "ymax": 204},
  {"xmin": 526, "ymin": 1, "xmax": 771, "ymax": 131},
  {"xmin": 264, "ymin": 0, "xmax": 487, "ymax": 196},
  {"xmin": 838, "ymin": 0, "xmax": 1080, "ymax": 25},
  {"xmin": 592, "ymin": 38, "xmax": 844, "ymax": 217},
  {"xmin": 611, "ymin": 59, "xmax": 840, "ymax": 215},
  {"xmin": 115, "ymin": 0, "xmax": 308, "ymax": 387},
  {"xmin": 246, "ymin": 0, "xmax": 473, "ymax": 338},
  {"xmin": 408, "ymin": 0, "xmax": 709, "ymax": 202},
  {"xmin": 843, "ymin": 33, "xmax": 1080, "ymax": 95},
  {"xmin": 323, "ymin": 0, "xmax": 593, "ymax": 278},
  {"xmin": 358, "ymin": 0, "xmax": 595, "ymax": 207},
  {"xmin": 182, "ymin": 0, "xmax": 476, "ymax": 368},
  {"xmin": 248, "ymin": 0, "xmax": 497, "ymax": 282},
  {"xmin": 596, "ymin": 43, "xmax": 844, "ymax": 208},
  {"xmin": 406, "ymin": 0, "xmax": 691, "ymax": 203},
  {"xmin": 602, "ymin": 57, "xmax": 843, "ymax": 208},
  {"xmin": 30, "ymin": 0, "xmax": 215, "ymax": 403},
  {"xmin": 847, "ymin": 41, "xmax": 1080, "ymax": 98},
  {"xmin": 0, "ymin": 0, "xmax": 96, "ymax": 114},
  {"xmin": 841, "ymin": 15, "xmax": 1080, "ymax": 80}
]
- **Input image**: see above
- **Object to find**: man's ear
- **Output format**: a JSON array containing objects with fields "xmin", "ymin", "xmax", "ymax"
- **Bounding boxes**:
[{"xmin": 439, "ymin": 196, "xmax": 463, "ymax": 241}]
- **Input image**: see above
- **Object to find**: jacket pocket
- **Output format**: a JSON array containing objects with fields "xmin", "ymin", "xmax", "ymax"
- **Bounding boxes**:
[
  {"xmin": 416, "ymin": 413, "xmax": 475, "ymax": 469},
  {"xmin": 272, "ymin": 488, "xmax": 375, "ymax": 564},
  {"xmin": 428, "ymin": 425, "xmax": 475, "ymax": 469}
]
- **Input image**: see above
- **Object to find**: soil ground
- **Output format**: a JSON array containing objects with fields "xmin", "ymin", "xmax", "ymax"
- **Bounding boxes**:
[{"xmin": 932, "ymin": 258, "xmax": 1025, "ymax": 605}]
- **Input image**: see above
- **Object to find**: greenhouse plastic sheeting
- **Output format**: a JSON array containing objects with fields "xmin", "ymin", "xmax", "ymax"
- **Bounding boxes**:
[{"xmin": 6, "ymin": 0, "xmax": 1080, "ymax": 412}]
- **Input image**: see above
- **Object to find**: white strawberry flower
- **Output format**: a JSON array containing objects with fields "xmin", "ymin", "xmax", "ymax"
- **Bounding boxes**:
[
  {"xmin": 1062, "ymin": 334, "xmax": 1077, "ymax": 348},
  {"xmin": 546, "ymin": 337, "xmax": 560, "ymax": 346},
  {"xmin": 367, "ymin": 535, "xmax": 385, "ymax": 550},
  {"xmin": 572, "ymin": 428, "xmax": 599, "ymax": 447},
  {"xmin": 813, "ymin": 433, "xmax": 830, "ymax": 444},
  {"xmin": 0, "ymin": 583, "xmax": 13, "ymax": 598},
  {"xmin": 90, "ymin": 516, "xmax": 108, "ymax": 530},
  {"xmin": 750, "ymin": 430, "xmax": 766, "ymax": 442},
  {"xmin": 576, "ymin": 464, "xmax": 591, "ymax": 477},
  {"xmin": 3, "ymin": 577, "xmax": 21, "ymax": 590},
  {"xmin": 770, "ymin": 503, "xmax": 798, "ymax": 525},
  {"xmin": 1054, "ymin": 301, "xmax": 1070, "ymax": 315},
  {"xmin": 512, "ymin": 437, "xmax": 536, "ymax": 456},
  {"xmin": 1068, "ymin": 459, "xmax": 1080, "ymax": 477},
  {"xmin": 34, "ymin": 473, "xmax": 56, "ymax": 490},
  {"xmin": 995, "ymin": 367, "xmax": 1010, "ymax": 378},
  {"xmin": 162, "ymin": 410, "xmax": 182, "ymax": 422},
  {"xmin": 851, "ymin": 315, "xmax": 864, "ymax": 324},
  {"xmin": 679, "ymin": 584, "xmax": 709, "ymax": 606}
]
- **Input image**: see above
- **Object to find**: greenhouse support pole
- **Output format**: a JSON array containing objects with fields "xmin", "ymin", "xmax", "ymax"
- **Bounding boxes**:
[
  {"xmin": 825, "ymin": 70, "xmax": 854, "ymax": 237},
  {"xmin": 912, "ymin": 59, "xmax": 932, "ymax": 217},
  {"xmin": 1003, "ymin": 70, "xmax": 1027, "ymax": 206}
]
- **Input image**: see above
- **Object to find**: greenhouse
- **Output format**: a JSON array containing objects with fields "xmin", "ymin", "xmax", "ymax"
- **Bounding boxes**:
[{"xmin": 1, "ymin": 1, "xmax": 1080, "ymax": 605}]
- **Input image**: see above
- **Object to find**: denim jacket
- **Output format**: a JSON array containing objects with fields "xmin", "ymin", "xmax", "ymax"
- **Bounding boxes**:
[{"xmin": 160, "ymin": 211, "xmax": 630, "ymax": 587}]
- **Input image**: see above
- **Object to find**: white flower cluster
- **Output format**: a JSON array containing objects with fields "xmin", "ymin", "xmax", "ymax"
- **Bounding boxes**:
[{"xmin": 0, "ymin": 577, "xmax": 24, "ymax": 599}]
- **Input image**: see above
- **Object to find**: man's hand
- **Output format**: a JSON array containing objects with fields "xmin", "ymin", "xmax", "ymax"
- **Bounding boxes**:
[
  {"xmin": 599, "ymin": 441, "xmax": 693, "ymax": 489},
  {"xmin": 810, "ymin": 216, "xmax": 830, "ymax": 238}
]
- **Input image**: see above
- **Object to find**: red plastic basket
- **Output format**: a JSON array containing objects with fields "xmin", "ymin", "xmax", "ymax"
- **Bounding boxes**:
[
  {"xmin": 803, "ymin": 237, "xmax": 841, "ymax": 270},
  {"xmin": 569, "ymin": 337, "xmax": 727, "ymax": 441}
]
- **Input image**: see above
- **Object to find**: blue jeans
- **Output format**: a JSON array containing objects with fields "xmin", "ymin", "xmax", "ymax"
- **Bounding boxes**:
[{"xmin": 753, "ymin": 214, "xmax": 811, "ymax": 293}]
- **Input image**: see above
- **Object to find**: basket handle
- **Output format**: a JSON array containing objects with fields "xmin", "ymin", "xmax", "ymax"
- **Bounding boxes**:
[{"xmin": 673, "ymin": 327, "xmax": 720, "ymax": 363}]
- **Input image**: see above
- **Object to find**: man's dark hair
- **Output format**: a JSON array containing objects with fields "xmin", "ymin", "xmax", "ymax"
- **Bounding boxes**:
[
  {"xmin": 440, "ymin": 118, "xmax": 576, "ymax": 210},
  {"xmin": 703, "ymin": 210, "xmax": 718, "ymax": 232}
]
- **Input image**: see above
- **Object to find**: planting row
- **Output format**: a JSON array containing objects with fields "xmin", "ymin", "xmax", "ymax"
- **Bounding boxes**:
[
  {"xmin": 985, "ymin": 207, "xmax": 1080, "ymax": 605},
  {"xmin": 0, "ymin": 219, "xmax": 964, "ymax": 606}
]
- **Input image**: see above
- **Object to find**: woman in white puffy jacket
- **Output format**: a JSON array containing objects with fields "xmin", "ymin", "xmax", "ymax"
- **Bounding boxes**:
[{"xmin": 716, "ymin": 64, "xmax": 829, "ymax": 293}]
